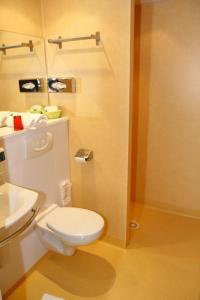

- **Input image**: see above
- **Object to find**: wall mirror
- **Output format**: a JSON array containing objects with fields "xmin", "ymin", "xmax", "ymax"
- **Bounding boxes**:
[{"xmin": 0, "ymin": 30, "xmax": 48, "ymax": 112}]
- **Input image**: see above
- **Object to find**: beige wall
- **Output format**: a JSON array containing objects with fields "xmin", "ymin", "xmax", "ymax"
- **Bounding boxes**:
[
  {"xmin": 0, "ymin": 31, "xmax": 48, "ymax": 112},
  {"xmin": 0, "ymin": 1, "xmax": 47, "ymax": 112},
  {"xmin": 0, "ymin": 0, "xmax": 43, "ymax": 36},
  {"xmin": 42, "ymin": 0, "xmax": 132, "ymax": 245},
  {"xmin": 136, "ymin": 0, "xmax": 200, "ymax": 216},
  {"xmin": 0, "ymin": 0, "xmax": 133, "ymax": 245}
]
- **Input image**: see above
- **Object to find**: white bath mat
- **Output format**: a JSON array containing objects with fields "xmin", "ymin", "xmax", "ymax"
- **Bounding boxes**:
[{"xmin": 41, "ymin": 294, "xmax": 64, "ymax": 300}]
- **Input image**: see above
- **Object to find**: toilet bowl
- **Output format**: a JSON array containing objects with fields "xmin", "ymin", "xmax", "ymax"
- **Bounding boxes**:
[{"xmin": 35, "ymin": 204, "xmax": 104, "ymax": 256}]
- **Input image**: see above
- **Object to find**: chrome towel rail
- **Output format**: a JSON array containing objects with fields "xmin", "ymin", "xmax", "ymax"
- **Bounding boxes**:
[
  {"xmin": 0, "ymin": 207, "xmax": 39, "ymax": 247},
  {"xmin": 48, "ymin": 31, "xmax": 100, "ymax": 48},
  {"xmin": 0, "ymin": 40, "xmax": 33, "ymax": 55}
]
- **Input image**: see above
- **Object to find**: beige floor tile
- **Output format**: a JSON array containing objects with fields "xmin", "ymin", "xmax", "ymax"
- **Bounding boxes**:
[{"xmin": 5, "ymin": 205, "xmax": 200, "ymax": 300}]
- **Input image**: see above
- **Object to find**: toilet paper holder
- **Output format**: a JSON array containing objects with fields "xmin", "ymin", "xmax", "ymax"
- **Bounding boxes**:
[{"xmin": 74, "ymin": 149, "xmax": 93, "ymax": 162}]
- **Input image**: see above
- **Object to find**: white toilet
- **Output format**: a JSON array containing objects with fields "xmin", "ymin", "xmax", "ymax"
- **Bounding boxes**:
[
  {"xmin": 36, "ymin": 203, "xmax": 104, "ymax": 256},
  {"xmin": 19, "ymin": 118, "xmax": 106, "ymax": 256}
]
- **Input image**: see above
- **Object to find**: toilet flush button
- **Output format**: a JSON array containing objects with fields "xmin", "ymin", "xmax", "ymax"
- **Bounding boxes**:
[{"xmin": 25, "ymin": 131, "xmax": 53, "ymax": 159}]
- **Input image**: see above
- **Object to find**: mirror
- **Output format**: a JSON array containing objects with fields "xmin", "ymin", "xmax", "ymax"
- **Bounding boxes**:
[{"xmin": 0, "ymin": 30, "xmax": 48, "ymax": 112}]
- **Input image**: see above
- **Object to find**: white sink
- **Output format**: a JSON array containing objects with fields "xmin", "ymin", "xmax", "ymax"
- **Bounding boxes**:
[{"xmin": 0, "ymin": 182, "xmax": 39, "ymax": 245}]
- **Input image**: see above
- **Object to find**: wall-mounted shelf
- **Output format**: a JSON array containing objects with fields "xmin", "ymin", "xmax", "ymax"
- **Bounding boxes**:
[
  {"xmin": 48, "ymin": 32, "xmax": 100, "ymax": 49},
  {"xmin": 0, "ymin": 40, "xmax": 33, "ymax": 55}
]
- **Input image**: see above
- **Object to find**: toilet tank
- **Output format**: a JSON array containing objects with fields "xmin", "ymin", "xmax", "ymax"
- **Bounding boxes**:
[{"xmin": 2, "ymin": 118, "xmax": 70, "ymax": 208}]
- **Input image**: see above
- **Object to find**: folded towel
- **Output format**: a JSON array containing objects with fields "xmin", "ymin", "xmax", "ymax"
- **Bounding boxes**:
[
  {"xmin": 6, "ymin": 113, "xmax": 47, "ymax": 129},
  {"xmin": 0, "ymin": 111, "xmax": 9, "ymax": 127}
]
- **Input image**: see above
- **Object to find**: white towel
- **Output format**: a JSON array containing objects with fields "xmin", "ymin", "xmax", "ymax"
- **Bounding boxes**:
[
  {"xmin": 0, "ymin": 111, "xmax": 9, "ymax": 127},
  {"xmin": 6, "ymin": 113, "xmax": 47, "ymax": 129}
]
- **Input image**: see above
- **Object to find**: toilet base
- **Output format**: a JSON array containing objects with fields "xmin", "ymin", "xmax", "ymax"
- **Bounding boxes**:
[
  {"xmin": 36, "ymin": 226, "xmax": 76, "ymax": 256},
  {"xmin": 62, "ymin": 246, "xmax": 76, "ymax": 256},
  {"xmin": 35, "ymin": 204, "xmax": 104, "ymax": 256}
]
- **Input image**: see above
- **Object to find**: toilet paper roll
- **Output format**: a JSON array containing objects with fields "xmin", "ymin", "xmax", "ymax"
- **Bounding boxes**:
[{"xmin": 75, "ymin": 157, "xmax": 87, "ymax": 164}]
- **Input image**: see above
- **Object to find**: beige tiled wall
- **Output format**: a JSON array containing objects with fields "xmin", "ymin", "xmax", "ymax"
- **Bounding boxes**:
[
  {"xmin": 0, "ymin": 0, "xmax": 43, "ymax": 37},
  {"xmin": 42, "ymin": 0, "xmax": 133, "ymax": 246},
  {"xmin": 0, "ymin": 0, "xmax": 133, "ymax": 246},
  {"xmin": 136, "ymin": 0, "xmax": 200, "ymax": 216},
  {"xmin": 0, "ymin": 31, "xmax": 48, "ymax": 112},
  {"xmin": 0, "ymin": 1, "xmax": 47, "ymax": 111}
]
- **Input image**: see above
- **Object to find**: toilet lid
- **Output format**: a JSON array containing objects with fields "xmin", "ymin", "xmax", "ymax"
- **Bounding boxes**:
[{"xmin": 46, "ymin": 207, "xmax": 104, "ymax": 237}]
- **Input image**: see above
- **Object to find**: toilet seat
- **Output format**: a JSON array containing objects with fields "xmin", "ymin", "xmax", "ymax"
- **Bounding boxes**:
[{"xmin": 38, "ymin": 206, "xmax": 104, "ymax": 246}]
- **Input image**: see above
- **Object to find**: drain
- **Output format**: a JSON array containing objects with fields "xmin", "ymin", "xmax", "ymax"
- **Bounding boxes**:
[{"xmin": 129, "ymin": 221, "xmax": 140, "ymax": 229}]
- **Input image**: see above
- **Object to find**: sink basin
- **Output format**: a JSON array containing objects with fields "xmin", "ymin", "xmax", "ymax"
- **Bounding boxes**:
[{"xmin": 0, "ymin": 182, "xmax": 39, "ymax": 246}]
